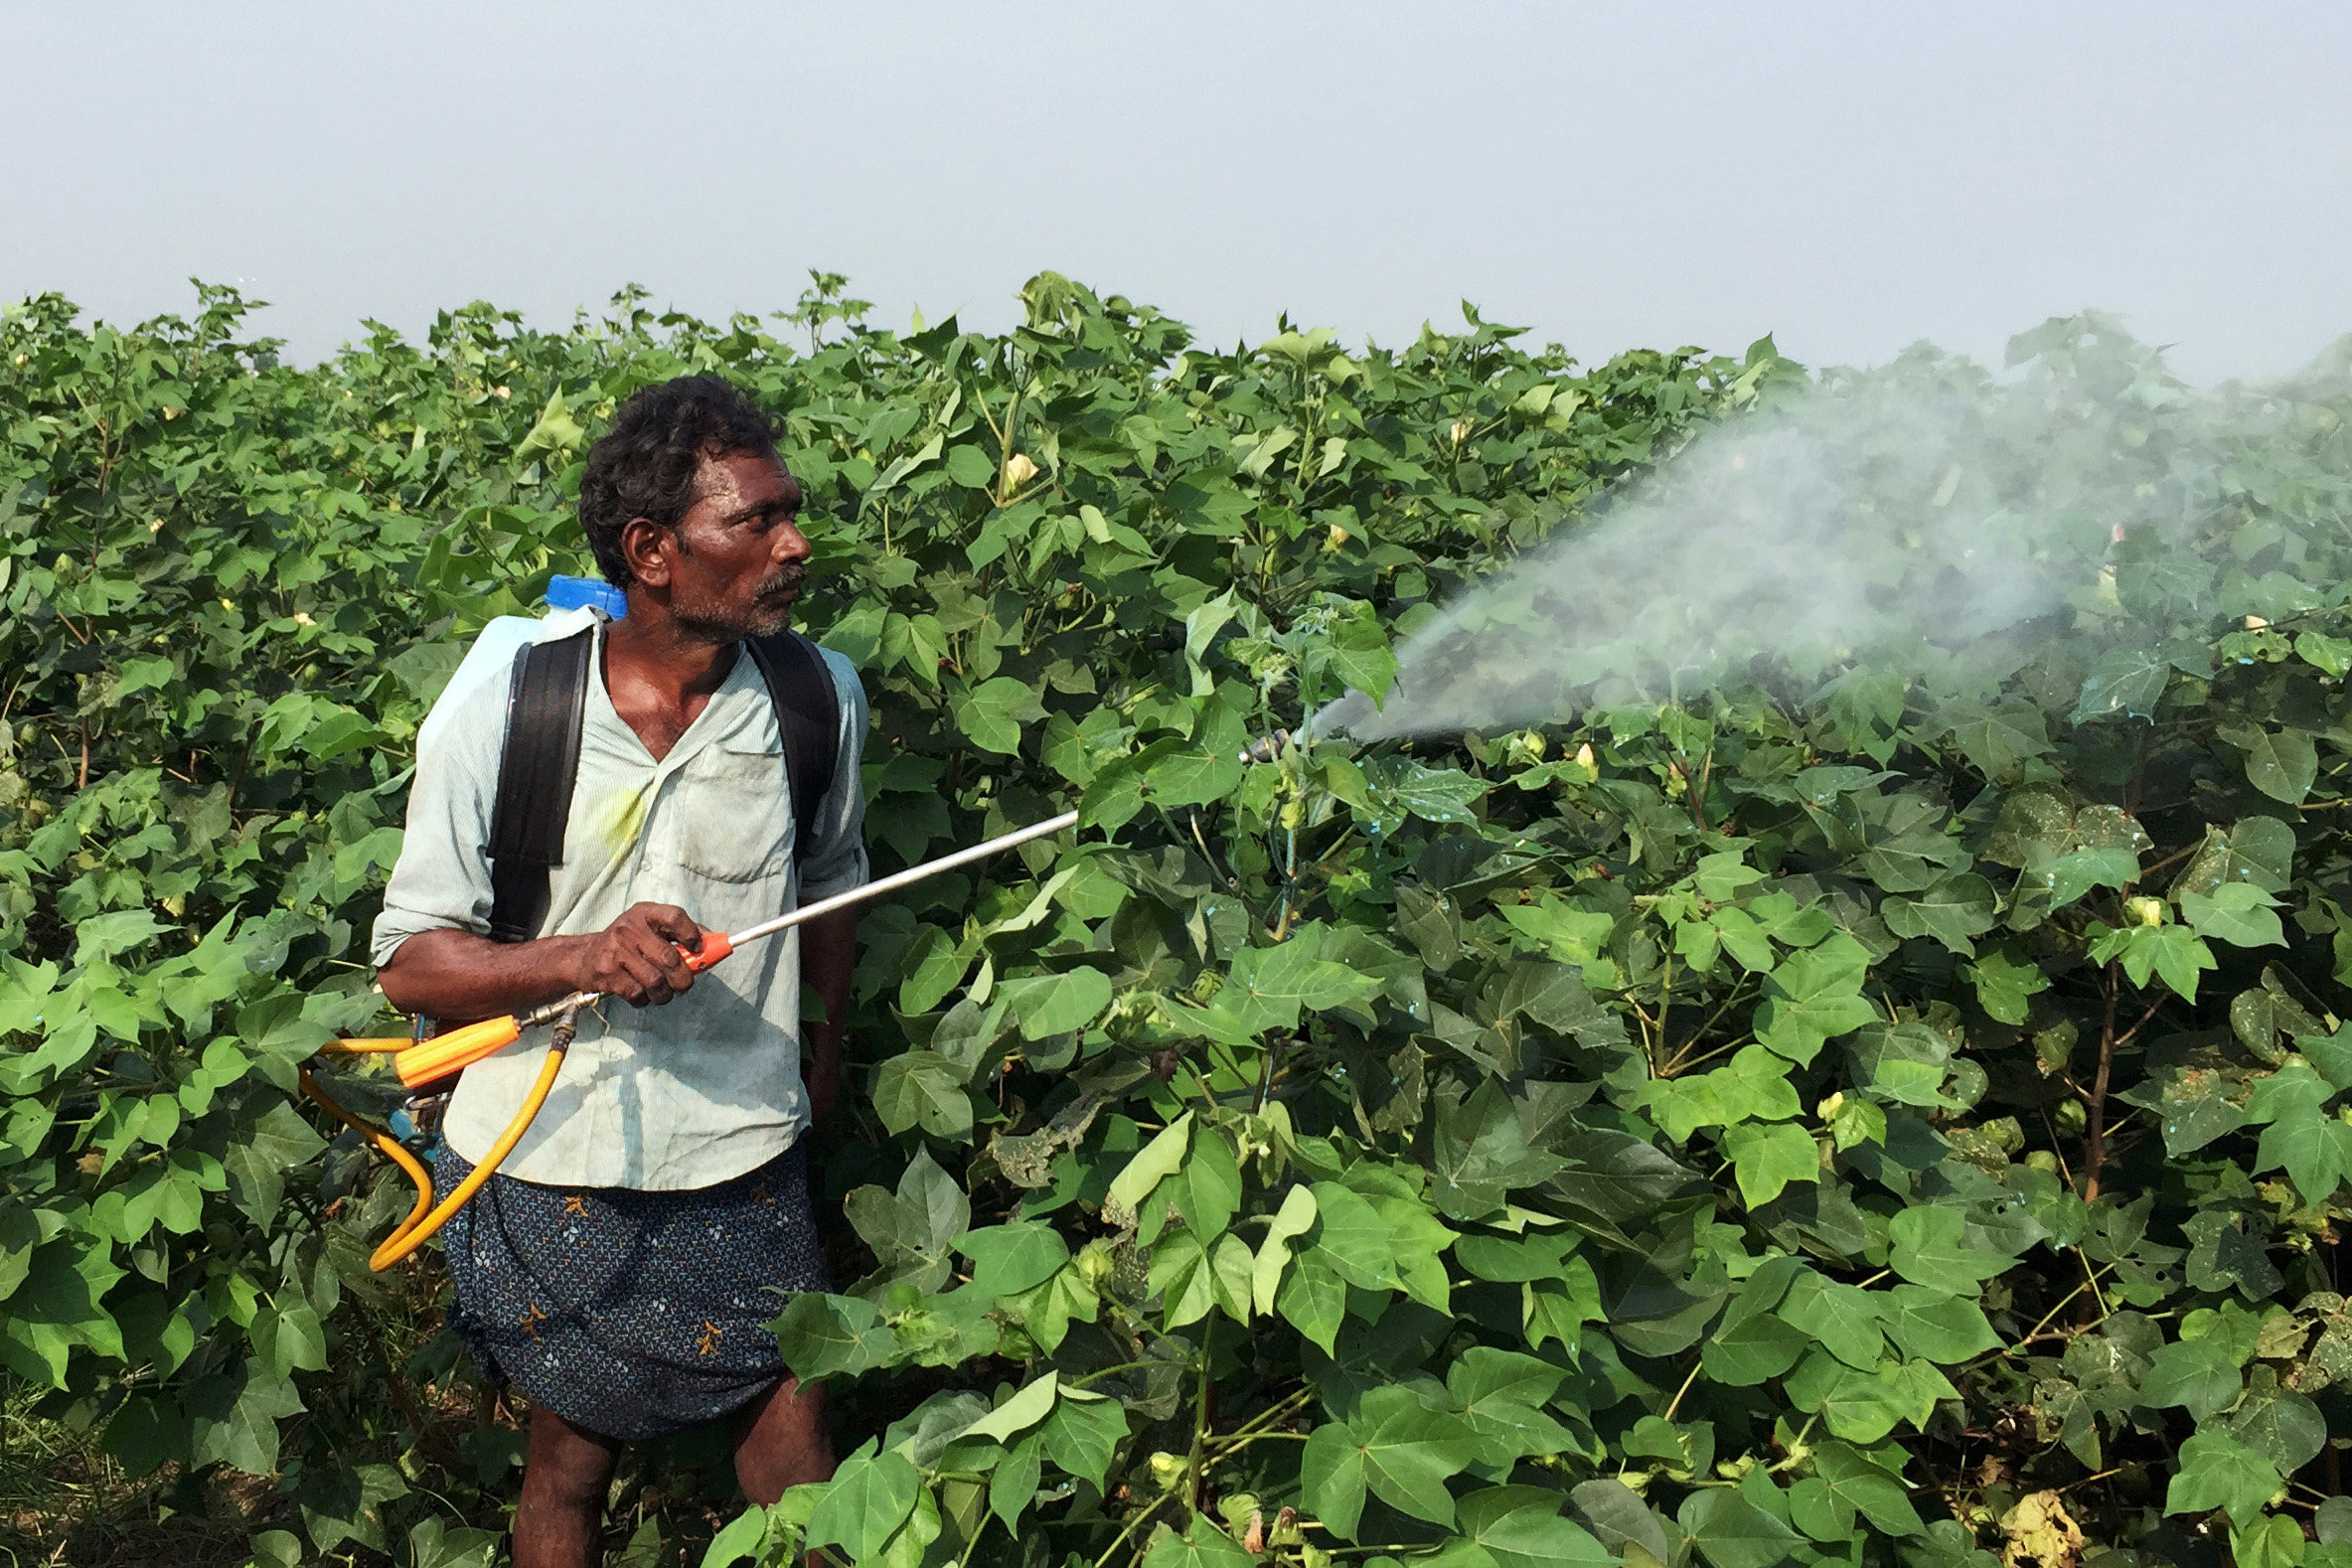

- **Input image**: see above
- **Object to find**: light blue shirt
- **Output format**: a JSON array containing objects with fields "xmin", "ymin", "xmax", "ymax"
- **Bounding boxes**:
[{"xmin": 372, "ymin": 621, "xmax": 867, "ymax": 1189}]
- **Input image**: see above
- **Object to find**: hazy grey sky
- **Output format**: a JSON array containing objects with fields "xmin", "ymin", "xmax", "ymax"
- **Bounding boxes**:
[{"xmin": 6, "ymin": 3, "xmax": 2347, "ymax": 384}]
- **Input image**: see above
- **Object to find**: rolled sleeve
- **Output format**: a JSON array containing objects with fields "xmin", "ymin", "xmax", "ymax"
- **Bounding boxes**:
[
  {"xmin": 371, "ymin": 678, "xmax": 504, "ymax": 969},
  {"xmin": 795, "ymin": 650, "xmax": 870, "ymax": 904}
]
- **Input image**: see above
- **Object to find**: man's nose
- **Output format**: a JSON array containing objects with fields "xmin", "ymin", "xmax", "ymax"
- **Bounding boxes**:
[{"xmin": 772, "ymin": 521, "xmax": 813, "ymax": 563}]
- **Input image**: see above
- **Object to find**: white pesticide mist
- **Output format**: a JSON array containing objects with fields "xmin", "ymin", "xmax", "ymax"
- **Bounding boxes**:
[{"xmin": 1317, "ymin": 328, "xmax": 2227, "ymax": 741}]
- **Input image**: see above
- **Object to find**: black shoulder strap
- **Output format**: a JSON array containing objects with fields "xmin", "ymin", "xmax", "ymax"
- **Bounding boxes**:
[
  {"xmin": 746, "ymin": 631, "xmax": 840, "ymax": 862},
  {"xmin": 486, "ymin": 627, "xmax": 594, "ymax": 943}
]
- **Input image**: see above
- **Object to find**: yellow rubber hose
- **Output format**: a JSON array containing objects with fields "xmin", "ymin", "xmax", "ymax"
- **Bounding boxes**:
[{"xmin": 298, "ymin": 1032, "xmax": 568, "ymax": 1272}]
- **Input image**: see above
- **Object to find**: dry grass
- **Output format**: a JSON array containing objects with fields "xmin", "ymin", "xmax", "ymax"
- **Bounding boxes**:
[{"xmin": 0, "ymin": 1383, "xmax": 269, "ymax": 1568}]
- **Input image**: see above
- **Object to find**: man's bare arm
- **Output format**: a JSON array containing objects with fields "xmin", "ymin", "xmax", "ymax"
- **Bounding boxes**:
[
  {"xmin": 798, "ymin": 906, "xmax": 856, "ymax": 1128},
  {"xmin": 378, "ymin": 901, "xmax": 710, "ymax": 1020}
]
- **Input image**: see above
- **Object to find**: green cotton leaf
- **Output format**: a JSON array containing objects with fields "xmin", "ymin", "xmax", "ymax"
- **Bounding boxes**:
[
  {"xmin": 222, "ymin": 1101, "xmax": 329, "ymax": 1224},
  {"xmin": 1104, "ymin": 1112, "xmax": 1191, "ymax": 1227},
  {"xmin": 1138, "ymin": 1516, "xmax": 1253, "ymax": 1568},
  {"xmin": 1251, "ymin": 1183, "xmax": 1318, "ymax": 1315},
  {"xmin": 702, "ymin": 1505, "xmax": 771, "ymax": 1568},
  {"xmin": 1780, "ymin": 1273, "xmax": 1886, "ymax": 1370},
  {"xmin": 989, "ymin": 1432, "xmax": 1043, "ymax": 1531},
  {"xmin": 2181, "ymin": 883, "xmax": 2287, "ymax": 950},
  {"xmin": 2139, "ymin": 1335, "xmax": 2244, "ymax": 1420},
  {"xmin": 895, "ymin": 926, "xmax": 970, "ymax": 1017},
  {"xmin": 2088, "ymin": 922, "xmax": 2217, "ymax": 1002},
  {"xmin": 1148, "ymin": 1231, "xmax": 1222, "ymax": 1334},
  {"xmin": 1446, "ymin": 1346, "xmax": 1576, "ymax": 1464},
  {"xmin": 1276, "ymin": 1252, "xmax": 1346, "ymax": 1354},
  {"xmin": 1887, "ymin": 1206, "xmax": 2013, "ymax": 1295},
  {"xmin": 1304, "ymin": 1181, "xmax": 1400, "ymax": 1292},
  {"xmin": 2171, "ymin": 817, "xmax": 2296, "ymax": 899},
  {"xmin": 2165, "ymin": 1430, "xmax": 2283, "ymax": 1526},
  {"xmin": 1880, "ymin": 871, "xmax": 1998, "ymax": 955},
  {"xmin": 73, "ymin": 909, "xmax": 173, "ymax": 964},
  {"xmin": 2038, "ymin": 846, "xmax": 2142, "ymax": 910},
  {"xmin": 1144, "ymin": 744, "xmax": 1245, "ymax": 809},
  {"xmin": 1811, "ymin": 1441, "xmax": 1925, "ymax": 1536},
  {"xmin": 1228, "ymin": 925, "xmax": 1384, "ymax": 1018},
  {"xmin": 872, "ymin": 1050, "xmax": 974, "ymax": 1141},
  {"xmin": 1433, "ymin": 1079, "xmax": 1567, "ymax": 1216},
  {"xmin": 2071, "ymin": 646, "xmax": 2170, "ymax": 723},
  {"xmin": 1961, "ymin": 948, "xmax": 2050, "ymax": 1025},
  {"xmin": 1173, "ymin": 1128, "xmax": 1243, "ymax": 1242},
  {"xmin": 1323, "ymin": 603, "xmax": 1398, "ymax": 705},
  {"xmin": 954, "ymin": 1222, "xmax": 1071, "ymax": 1300},
  {"xmin": 1879, "ymin": 1287, "xmax": 2000, "ymax": 1363},
  {"xmin": 1755, "ymin": 934, "xmax": 1879, "ymax": 1063},
  {"xmin": 952, "ymin": 676, "xmax": 1046, "ymax": 756},
  {"xmin": 2255, "ymin": 1108, "xmax": 2352, "ymax": 1207},
  {"xmin": 959, "ymin": 1372, "xmax": 1060, "ymax": 1444},
  {"xmin": 1366, "ymin": 755, "xmax": 1490, "ymax": 826},
  {"xmin": 1455, "ymin": 1488, "xmax": 1612, "ymax": 1568},
  {"xmin": 515, "ymin": 388, "xmax": 584, "ymax": 463},
  {"xmin": 188, "ymin": 1364, "xmax": 303, "ymax": 1478},
  {"xmin": 1945, "ymin": 700, "xmax": 2053, "ymax": 780},
  {"xmin": 251, "ymin": 1301, "xmax": 327, "ymax": 1380},
  {"xmin": 1786, "ymin": 1478, "xmax": 1852, "ymax": 1544},
  {"xmin": 994, "ymin": 967, "xmax": 1113, "ymax": 1040},
  {"xmin": 943, "ymin": 443, "xmax": 997, "ymax": 489},
  {"xmin": 769, "ymin": 1294, "xmax": 895, "ymax": 1381},
  {"xmin": 1680, "ymin": 1488, "xmax": 1804, "ymax": 1568},
  {"xmin": 1040, "ymin": 1388, "xmax": 1128, "ymax": 1492},
  {"xmin": 1300, "ymin": 1384, "xmax": 1479, "ymax": 1537},
  {"xmin": 1701, "ymin": 1313, "xmax": 1809, "ymax": 1386},
  {"xmin": 2233, "ymin": 1515, "xmax": 2310, "ymax": 1568},
  {"xmin": 2298, "ymin": 630, "xmax": 2352, "ymax": 678},
  {"xmin": 2218, "ymin": 721, "xmax": 2319, "ymax": 805},
  {"xmin": 1721, "ymin": 1121, "xmax": 1819, "ymax": 1207},
  {"xmin": 1572, "ymin": 1480, "xmax": 1673, "ymax": 1565},
  {"xmin": 1500, "ymin": 895, "xmax": 1618, "ymax": 971},
  {"xmin": 1454, "ymin": 1227, "xmax": 1576, "ymax": 1285},
  {"xmin": 805, "ymin": 1447, "xmax": 921, "ymax": 1565},
  {"xmin": 2230, "ymin": 1388, "xmax": 2328, "ymax": 1474}
]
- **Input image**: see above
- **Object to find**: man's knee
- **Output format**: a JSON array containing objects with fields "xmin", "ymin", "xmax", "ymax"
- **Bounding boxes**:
[{"xmin": 524, "ymin": 1409, "xmax": 622, "ymax": 1507}]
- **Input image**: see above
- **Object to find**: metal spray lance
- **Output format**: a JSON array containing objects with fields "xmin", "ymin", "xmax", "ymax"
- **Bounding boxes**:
[{"xmin": 306, "ymin": 809, "xmax": 1080, "ymax": 1270}]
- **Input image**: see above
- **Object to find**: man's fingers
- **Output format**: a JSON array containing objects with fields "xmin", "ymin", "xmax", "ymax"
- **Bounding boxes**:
[
  {"xmin": 622, "ymin": 936, "xmax": 694, "ymax": 1005},
  {"xmin": 640, "ymin": 904, "xmax": 705, "ymax": 950},
  {"xmin": 613, "ymin": 946, "xmax": 671, "ymax": 1005}
]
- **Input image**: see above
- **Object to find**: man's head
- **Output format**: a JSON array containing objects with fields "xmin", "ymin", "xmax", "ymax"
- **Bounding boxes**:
[{"xmin": 577, "ymin": 376, "xmax": 812, "ymax": 642}]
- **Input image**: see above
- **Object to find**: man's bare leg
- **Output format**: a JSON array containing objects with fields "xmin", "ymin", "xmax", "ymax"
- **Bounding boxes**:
[
  {"xmin": 733, "ymin": 1376, "xmax": 833, "ymax": 1503},
  {"xmin": 515, "ymin": 1405, "xmax": 622, "ymax": 1568}
]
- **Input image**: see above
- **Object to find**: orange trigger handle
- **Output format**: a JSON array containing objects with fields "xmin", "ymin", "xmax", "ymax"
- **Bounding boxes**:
[{"xmin": 682, "ymin": 931, "xmax": 732, "ymax": 973}]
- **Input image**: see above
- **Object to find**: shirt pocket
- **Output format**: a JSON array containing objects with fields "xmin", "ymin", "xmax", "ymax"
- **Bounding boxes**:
[{"xmin": 672, "ymin": 742, "xmax": 792, "ymax": 882}]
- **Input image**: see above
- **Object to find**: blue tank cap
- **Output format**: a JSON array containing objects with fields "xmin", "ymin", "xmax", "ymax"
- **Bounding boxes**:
[{"xmin": 548, "ymin": 574, "xmax": 628, "ymax": 620}]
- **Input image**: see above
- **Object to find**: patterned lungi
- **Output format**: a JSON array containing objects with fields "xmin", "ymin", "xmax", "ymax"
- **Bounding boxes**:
[{"xmin": 433, "ymin": 1140, "xmax": 833, "ymax": 1441}]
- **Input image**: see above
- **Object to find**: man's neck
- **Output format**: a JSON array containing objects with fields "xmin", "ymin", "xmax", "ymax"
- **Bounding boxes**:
[
  {"xmin": 603, "ymin": 606, "xmax": 737, "ymax": 705},
  {"xmin": 600, "ymin": 603, "xmax": 739, "ymax": 761}
]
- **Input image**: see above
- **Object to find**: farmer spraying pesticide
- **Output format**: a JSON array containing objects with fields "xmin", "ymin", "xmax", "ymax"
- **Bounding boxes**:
[{"xmin": 371, "ymin": 378, "xmax": 865, "ymax": 1566}]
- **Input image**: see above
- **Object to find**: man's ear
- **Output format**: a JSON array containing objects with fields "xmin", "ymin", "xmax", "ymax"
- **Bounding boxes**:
[{"xmin": 620, "ymin": 517, "xmax": 674, "ymax": 588}]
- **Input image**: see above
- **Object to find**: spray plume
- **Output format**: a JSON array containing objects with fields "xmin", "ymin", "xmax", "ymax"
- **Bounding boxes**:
[{"xmin": 1319, "ymin": 322, "xmax": 2254, "ymax": 741}]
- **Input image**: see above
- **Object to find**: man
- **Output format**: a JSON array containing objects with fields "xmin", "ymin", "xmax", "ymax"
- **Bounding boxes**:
[{"xmin": 372, "ymin": 376, "xmax": 864, "ymax": 1568}]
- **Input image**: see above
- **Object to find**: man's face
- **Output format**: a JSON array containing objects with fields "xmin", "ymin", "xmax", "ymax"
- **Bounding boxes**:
[{"xmin": 635, "ymin": 447, "xmax": 812, "ymax": 642}]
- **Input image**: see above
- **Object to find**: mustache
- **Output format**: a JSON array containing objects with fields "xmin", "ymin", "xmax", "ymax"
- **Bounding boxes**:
[{"xmin": 755, "ymin": 565, "xmax": 808, "ymax": 596}]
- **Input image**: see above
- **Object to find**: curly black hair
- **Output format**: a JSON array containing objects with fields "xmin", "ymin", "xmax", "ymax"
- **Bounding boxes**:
[{"xmin": 576, "ymin": 376, "xmax": 778, "ymax": 587}]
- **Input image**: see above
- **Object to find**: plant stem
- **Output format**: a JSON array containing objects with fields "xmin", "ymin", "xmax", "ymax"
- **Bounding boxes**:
[
  {"xmin": 1186, "ymin": 1320, "xmax": 1217, "ymax": 1515},
  {"xmin": 1660, "ymin": 1358, "xmax": 1703, "ymax": 1424},
  {"xmin": 2084, "ymin": 960, "xmax": 2118, "ymax": 1202},
  {"xmin": 1089, "ymin": 1496, "xmax": 1167, "ymax": 1568}
]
